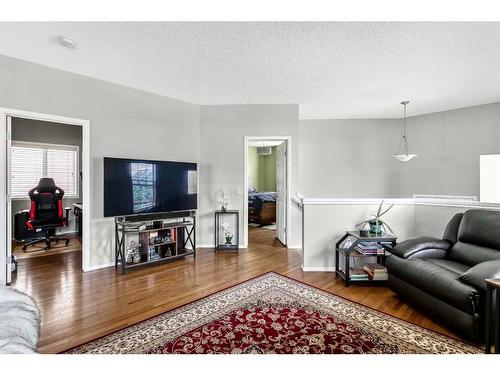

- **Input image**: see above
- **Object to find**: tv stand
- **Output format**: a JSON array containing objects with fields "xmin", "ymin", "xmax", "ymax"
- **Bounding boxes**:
[{"xmin": 114, "ymin": 210, "xmax": 196, "ymax": 274}]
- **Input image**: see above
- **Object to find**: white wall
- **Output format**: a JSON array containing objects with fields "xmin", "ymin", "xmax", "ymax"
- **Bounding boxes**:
[
  {"xmin": 300, "ymin": 199, "xmax": 500, "ymax": 271},
  {"xmin": 299, "ymin": 119, "xmax": 401, "ymax": 198},
  {"xmin": 393, "ymin": 102, "xmax": 500, "ymax": 198},
  {"xmin": 198, "ymin": 104, "xmax": 300, "ymax": 248},
  {"xmin": 0, "ymin": 55, "xmax": 200, "ymax": 268},
  {"xmin": 302, "ymin": 202, "xmax": 415, "ymax": 271}
]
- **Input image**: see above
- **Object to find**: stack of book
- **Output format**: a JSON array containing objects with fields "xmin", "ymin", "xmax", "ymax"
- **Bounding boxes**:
[
  {"xmin": 123, "ymin": 223, "xmax": 147, "ymax": 232},
  {"xmin": 356, "ymin": 241, "xmax": 385, "ymax": 255},
  {"xmin": 348, "ymin": 267, "xmax": 369, "ymax": 281},
  {"xmin": 363, "ymin": 263, "xmax": 388, "ymax": 280}
]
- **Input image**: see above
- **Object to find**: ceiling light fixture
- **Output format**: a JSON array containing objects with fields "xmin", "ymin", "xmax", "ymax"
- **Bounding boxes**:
[
  {"xmin": 393, "ymin": 100, "xmax": 417, "ymax": 162},
  {"xmin": 57, "ymin": 36, "xmax": 77, "ymax": 49}
]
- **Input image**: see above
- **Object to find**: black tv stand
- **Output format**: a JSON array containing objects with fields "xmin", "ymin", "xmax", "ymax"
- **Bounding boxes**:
[{"xmin": 114, "ymin": 211, "xmax": 196, "ymax": 274}]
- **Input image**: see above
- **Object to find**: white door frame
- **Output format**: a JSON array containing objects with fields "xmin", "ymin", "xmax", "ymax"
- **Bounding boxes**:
[
  {"xmin": 243, "ymin": 136, "xmax": 291, "ymax": 248},
  {"xmin": 0, "ymin": 107, "xmax": 91, "ymax": 285}
]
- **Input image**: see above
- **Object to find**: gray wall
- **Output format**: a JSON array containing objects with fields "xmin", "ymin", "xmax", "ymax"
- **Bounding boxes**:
[
  {"xmin": 299, "ymin": 103, "xmax": 500, "ymax": 200},
  {"xmin": 298, "ymin": 118, "xmax": 401, "ymax": 198},
  {"xmin": 199, "ymin": 104, "xmax": 301, "ymax": 248},
  {"xmin": 11, "ymin": 118, "xmax": 82, "ymax": 234},
  {"xmin": 0, "ymin": 55, "xmax": 200, "ymax": 268},
  {"xmin": 392, "ymin": 102, "xmax": 500, "ymax": 198}
]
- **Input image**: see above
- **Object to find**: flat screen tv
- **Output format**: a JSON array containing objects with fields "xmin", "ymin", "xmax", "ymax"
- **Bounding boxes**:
[{"xmin": 103, "ymin": 157, "xmax": 197, "ymax": 217}]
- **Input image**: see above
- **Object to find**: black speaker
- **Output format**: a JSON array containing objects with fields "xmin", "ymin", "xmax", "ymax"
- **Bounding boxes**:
[{"xmin": 14, "ymin": 210, "xmax": 45, "ymax": 242}]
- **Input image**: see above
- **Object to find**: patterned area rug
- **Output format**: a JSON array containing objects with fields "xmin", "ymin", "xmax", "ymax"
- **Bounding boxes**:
[{"xmin": 67, "ymin": 273, "xmax": 481, "ymax": 354}]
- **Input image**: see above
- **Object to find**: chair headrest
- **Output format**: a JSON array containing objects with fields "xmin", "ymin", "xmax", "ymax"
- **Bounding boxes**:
[{"xmin": 31, "ymin": 178, "xmax": 64, "ymax": 196}]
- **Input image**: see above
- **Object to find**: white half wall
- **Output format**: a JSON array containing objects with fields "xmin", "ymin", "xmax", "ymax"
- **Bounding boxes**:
[
  {"xmin": 0, "ymin": 55, "xmax": 200, "ymax": 269},
  {"xmin": 300, "ymin": 197, "xmax": 500, "ymax": 272},
  {"xmin": 302, "ymin": 201, "xmax": 415, "ymax": 271}
]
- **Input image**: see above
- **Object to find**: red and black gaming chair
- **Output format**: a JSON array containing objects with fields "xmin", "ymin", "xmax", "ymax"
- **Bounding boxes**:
[{"xmin": 22, "ymin": 178, "xmax": 71, "ymax": 251}]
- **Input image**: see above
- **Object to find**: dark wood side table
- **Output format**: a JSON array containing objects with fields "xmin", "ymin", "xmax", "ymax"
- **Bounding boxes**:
[
  {"xmin": 485, "ymin": 278, "xmax": 500, "ymax": 354},
  {"xmin": 335, "ymin": 231, "xmax": 397, "ymax": 287}
]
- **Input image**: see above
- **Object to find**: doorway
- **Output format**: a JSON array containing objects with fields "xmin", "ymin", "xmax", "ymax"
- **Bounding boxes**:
[
  {"xmin": 243, "ymin": 136, "xmax": 290, "ymax": 248},
  {"xmin": 1, "ymin": 108, "xmax": 90, "ymax": 285}
]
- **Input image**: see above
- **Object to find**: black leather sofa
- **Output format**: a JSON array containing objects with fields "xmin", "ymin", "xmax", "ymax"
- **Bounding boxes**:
[{"xmin": 386, "ymin": 209, "xmax": 500, "ymax": 342}]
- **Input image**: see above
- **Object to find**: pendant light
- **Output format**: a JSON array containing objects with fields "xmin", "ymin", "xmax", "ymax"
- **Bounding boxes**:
[{"xmin": 393, "ymin": 100, "xmax": 417, "ymax": 162}]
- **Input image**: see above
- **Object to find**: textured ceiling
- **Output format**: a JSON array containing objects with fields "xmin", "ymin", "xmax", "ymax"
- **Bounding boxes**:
[{"xmin": 1, "ymin": 22, "xmax": 499, "ymax": 118}]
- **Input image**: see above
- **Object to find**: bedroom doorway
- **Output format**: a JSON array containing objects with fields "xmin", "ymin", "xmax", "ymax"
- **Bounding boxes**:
[{"xmin": 243, "ymin": 136, "xmax": 290, "ymax": 248}]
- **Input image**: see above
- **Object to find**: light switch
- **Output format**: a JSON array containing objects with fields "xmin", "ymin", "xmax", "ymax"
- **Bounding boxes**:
[{"xmin": 237, "ymin": 187, "xmax": 243, "ymax": 195}]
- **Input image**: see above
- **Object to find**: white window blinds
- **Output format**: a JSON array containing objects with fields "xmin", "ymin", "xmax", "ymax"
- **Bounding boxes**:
[{"xmin": 11, "ymin": 142, "xmax": 79, "ymax": 199}]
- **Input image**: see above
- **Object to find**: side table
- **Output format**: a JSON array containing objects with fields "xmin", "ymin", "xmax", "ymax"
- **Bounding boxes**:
[
  {"xmin": 214, "ymin": 210, "xmax": 239, "ymax": 251},
  {"xmin": 485, "ymin": 278, "xmax": 500, "ymax": 354}
]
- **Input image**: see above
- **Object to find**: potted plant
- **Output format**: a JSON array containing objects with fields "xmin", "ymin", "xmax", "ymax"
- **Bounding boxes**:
[
  {"xmin": 357, "ymin": 200, "xmax": 395, "ymax": 236},
  {"xmin": 221, "ymin": 223, "xmax": 233, "ymax": 245},
  {"xmin": 217, "ymin": 189, "xmax": 229, "ymax": 212}
]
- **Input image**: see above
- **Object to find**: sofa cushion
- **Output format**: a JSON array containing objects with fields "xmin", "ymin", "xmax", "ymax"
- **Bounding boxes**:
[
  {"xmin": 459, "ymin": 259, "xmax": 500, "ymax": 292},
  {"xmin": 442, "ymin": 213, "xmax": 463, "ymax": 245},
  {"xmin": 386, "ymin": 256, "xmax": 478, "ymax": 315},
  {"xmin": 426, "ymin": 259, "xmax": 470, "ymax": 274},
  {"xmin": 457, "ymin": 210, "xmax": 500, "ymax": 249},
  {"xmin": 448, "ymin": 241, "xmax": 500, "ymax": 267}
]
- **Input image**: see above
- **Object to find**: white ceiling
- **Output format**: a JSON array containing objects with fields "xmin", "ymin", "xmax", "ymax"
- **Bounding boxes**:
[{"xmin": 1, "ymin": 22, "xmax": 499, "ymax": 119}]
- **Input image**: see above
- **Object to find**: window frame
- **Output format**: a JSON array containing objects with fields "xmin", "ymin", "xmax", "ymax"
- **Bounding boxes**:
[{"xmin": 10, "ymin": 140, "xmax": 80, "ymax": 200}]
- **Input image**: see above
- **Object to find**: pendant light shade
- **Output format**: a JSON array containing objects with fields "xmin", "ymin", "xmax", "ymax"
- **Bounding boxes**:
[{"xmin": 393, "ymin": 100, "xmax": 417, "ymax": 162}]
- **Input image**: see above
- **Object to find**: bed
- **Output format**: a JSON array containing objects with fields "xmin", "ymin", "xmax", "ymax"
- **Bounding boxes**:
[{"xmin": 248, "ymin": 191, "xmax": 277, "ymax": 225}]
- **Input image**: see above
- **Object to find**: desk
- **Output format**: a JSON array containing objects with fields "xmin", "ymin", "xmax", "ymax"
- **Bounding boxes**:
[
  {"xmin": 73, "ymin": 203, "xmax": 83, "ymax": 238},
  {"xmin": 485, "ymin": 279, "xmax": 500, "ymax": 354}
]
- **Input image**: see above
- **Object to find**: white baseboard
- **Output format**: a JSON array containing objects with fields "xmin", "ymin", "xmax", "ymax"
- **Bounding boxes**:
[
  {"xmin": 196, "ymin": 244, "xmax": 214, "ymax": 248},
  {"xmin": 197, "ymin": 244, "xmax": 248, "ymax": 249},
  {"xmin": 84, "ymin": 262, "xmax": 114, "ymax": 272},
  {"xmin": 301, "ymin": 266, "xmax": 335, "ymax": 272}
]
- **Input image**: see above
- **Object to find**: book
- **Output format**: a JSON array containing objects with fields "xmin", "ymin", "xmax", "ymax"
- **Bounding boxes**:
[
  {"xmin": 348, "ymin": 267, "xmax": 369, "ymax": 280},
  {"xmin": 363, "ymin": 263, "xmax": 388, "ymax": 280}
]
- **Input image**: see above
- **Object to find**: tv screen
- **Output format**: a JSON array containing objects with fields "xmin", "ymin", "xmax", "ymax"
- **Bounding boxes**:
[{"xmin": 103, "ymin": 157, "xmax": 197, "ymax": 217}]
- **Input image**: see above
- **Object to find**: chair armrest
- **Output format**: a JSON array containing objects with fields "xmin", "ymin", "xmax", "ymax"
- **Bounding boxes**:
[
  {"xmin": 459, "ymin": 259, "xmax": 500, "ymax": 292},
  {"xmin": 390, "ymin": 236, "xmax": 450, "ymax": 259}
]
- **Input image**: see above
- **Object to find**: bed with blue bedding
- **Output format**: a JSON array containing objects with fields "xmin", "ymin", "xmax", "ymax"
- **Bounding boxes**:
[{"xmin": 248, "ymin": 191, "xmax": 277, "ymax": 225}]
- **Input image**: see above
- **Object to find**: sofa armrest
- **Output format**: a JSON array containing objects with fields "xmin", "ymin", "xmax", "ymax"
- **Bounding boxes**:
[
  {"xmin": 390, "ymin": 236, "xmax": 451, "ymax": 259},
  {"xmin": 459, "ymin": 259, "xmax": 500, "ymax": 292}
]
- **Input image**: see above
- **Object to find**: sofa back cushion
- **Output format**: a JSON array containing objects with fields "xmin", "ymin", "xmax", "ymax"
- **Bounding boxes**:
[{"xmin": 448, "ymin": 209, "xmax": 500, "ymax": 266}]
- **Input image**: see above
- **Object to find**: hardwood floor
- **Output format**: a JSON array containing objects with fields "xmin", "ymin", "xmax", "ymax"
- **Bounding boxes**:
[
  {"xmin": 12, "ymin": 236, "xmax": 81, "ymax": 259},
  {"xmin": 11, "ymin": 226, "xmax": 454, "ymax": 353}
]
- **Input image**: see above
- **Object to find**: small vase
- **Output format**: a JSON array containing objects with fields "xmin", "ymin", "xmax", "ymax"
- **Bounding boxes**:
[
  {"xmin": 225, "ymin": 235, "xmax": 233, "ymax": 245},
  {"xmin": 368, "ymin": 220, "xmax": 384, "ymax": 236}
]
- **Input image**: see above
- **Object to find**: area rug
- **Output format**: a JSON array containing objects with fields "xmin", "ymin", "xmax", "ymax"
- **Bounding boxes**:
[{"xmin": 67, "ymin": 272, "xmax": 481, "ymax": 354}]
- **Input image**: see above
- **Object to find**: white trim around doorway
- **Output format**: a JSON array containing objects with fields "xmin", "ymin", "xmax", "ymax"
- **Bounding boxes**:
[
  {"xmin": 243, "ymin": 136, "xmax": 291, "ymax": 249},
  {"xmin": 0, "ymin": 107, "xmax": 91, "ymax": 285}
]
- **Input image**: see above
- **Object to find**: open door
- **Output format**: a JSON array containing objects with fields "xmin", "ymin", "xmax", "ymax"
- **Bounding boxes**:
[
  {"xmin": 5, "ymin": 116, "xmax": 12, "ymax": 284},
  {"xmin": 275, "ymin": 141, "xmax": 287, "ymax": 245}
]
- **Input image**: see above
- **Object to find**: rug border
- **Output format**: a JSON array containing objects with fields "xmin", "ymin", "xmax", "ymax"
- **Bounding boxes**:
[
  {"xmin": 61, "ymin": 271, "xmax": 478, "ymax": 353},
  {"xmin": 61, "ymin": 272, "xmax": 276, "ymax": 353}
]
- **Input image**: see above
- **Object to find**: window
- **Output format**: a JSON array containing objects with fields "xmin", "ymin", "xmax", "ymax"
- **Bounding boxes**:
[
  {"xmin": 187, "ymin": 170, "xmax": 198, "ymax": 195},
  {"xmin": 10, "ymin": 142, "xmax": 79, "ymax": 199},
  {"xmin": 480, "ymin": 154, "xmax": 500, "ymax": 203},
  {"xmin": 131, "ymin": 162, "xmax": 156, "ymax": 213}
]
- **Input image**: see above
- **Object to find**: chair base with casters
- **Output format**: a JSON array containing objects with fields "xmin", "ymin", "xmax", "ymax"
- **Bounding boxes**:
[{"xmin": 22, "ymin": 226, "xmax": 71, "ymax": 252}]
